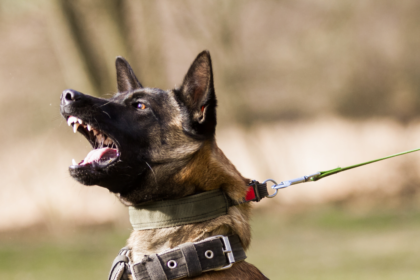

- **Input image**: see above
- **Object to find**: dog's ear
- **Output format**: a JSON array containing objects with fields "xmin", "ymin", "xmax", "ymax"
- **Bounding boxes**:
[
  {"xmin": 180, "ymin": 50, "xmax": 217, "ymax": 136},
  {"xmin": 115, "ymin": 57, "xmax": 143, "ymax": 92}
]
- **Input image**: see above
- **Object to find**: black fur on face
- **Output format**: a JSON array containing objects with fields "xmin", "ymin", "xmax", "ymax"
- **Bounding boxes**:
[{"xmin": 60, "ymin": 51, "xmax": 217, "ymax": 201}]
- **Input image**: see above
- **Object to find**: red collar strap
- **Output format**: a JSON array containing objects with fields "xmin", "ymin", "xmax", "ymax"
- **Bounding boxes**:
[{"xmin": 231, "ymin": 180, "xmax": 269, "ymax": 205}]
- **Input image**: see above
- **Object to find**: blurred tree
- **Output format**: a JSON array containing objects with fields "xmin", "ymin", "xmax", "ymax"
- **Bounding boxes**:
[
  {"xmin": 41, "ymin": 0, "xmax": 420, "ymax": 122},
  {"xmin": 47, "ymin": 0, "xmax": 167, "ymax": 96},
  {"xmin": 126, "ymin": 0, "xmax": 167, "ymax": 88},
  {"xmin": 56, "ymin": 0, "xmax": 129, "ymax": 95}
]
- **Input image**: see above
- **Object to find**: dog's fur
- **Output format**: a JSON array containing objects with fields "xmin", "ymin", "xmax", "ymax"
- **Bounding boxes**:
[{"xmin": 60, "ymin": 51, "xmax": 266, "ymax": 279}]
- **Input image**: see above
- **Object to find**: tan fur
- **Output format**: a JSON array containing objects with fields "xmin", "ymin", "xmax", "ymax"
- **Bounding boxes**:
[{"xmin": 127, "ymin": 140, "xmax": 265, "ymax": 279}]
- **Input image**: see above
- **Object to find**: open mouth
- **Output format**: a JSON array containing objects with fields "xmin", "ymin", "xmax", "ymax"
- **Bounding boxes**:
[{"xmin": 67, "ymin": 116, "xmax": 120, "ymax": 167}]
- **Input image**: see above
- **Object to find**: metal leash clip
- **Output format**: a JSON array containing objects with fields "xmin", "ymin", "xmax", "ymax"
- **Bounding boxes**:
[{"xmin": 265, "ymin": 172, "xmax": 321, "ymax": 198}]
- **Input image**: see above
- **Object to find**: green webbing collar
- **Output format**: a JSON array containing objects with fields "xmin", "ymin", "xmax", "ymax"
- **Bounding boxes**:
[{"xmin": 129, "ymin": 189, "xmax": 231, "ymax": 230}]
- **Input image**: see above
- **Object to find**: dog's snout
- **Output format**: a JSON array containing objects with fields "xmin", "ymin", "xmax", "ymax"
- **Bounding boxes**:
[{"xmin": 61, "ymin": 89, "xmax": 83, "ymax": 106}]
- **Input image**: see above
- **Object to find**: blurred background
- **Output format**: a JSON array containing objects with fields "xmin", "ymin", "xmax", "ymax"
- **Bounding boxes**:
[{"xmin": 2, "ymin": 0, "xmax": 420, "ymax": 279}]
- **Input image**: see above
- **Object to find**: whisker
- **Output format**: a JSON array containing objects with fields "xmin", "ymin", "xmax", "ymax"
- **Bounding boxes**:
[
  {"xmin": 99, "ymin": 101, "xmax": 113, "ymax": 107},
  {"xmin": 144, "ymin": 161, "xmax": 158, "ymax": 188},
  {"xmin": 102, "ymin": 111, "xmax": 111, "ymax": 119}
]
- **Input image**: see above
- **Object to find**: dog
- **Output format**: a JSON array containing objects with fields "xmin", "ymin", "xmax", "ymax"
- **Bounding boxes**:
[{"xmin": 60, "ymin": 51, "xmax": 267, "ymax": 279}]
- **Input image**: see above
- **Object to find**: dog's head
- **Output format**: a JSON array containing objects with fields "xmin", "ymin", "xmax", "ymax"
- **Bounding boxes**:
[{"xmin": 60, "ymin": 51, "xmax": 218, "ymax": 201}]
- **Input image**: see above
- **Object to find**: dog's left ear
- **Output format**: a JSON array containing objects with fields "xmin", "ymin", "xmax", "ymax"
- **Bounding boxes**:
[
  {"xmin": 180, "ymin": 50, "xmax": 217, "ymax": 136},
  {"xmin": 115, "ymin": 56, "xmax": 143, "ymax": 92}
]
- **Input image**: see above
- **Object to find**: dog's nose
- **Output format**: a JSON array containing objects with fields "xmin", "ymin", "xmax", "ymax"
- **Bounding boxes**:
[{"xmin": 61, "ymin": 89, "xmax": 83, "ymax": 106}]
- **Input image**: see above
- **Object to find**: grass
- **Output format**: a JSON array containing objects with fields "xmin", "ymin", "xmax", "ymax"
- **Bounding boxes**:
[
  {"xmin": 248, "ymin": 207, "xmax": 420, "ymax": 280},
  {"xmin": 1, "ymin": 207, "xmax": 420, "ymax": 279},
  {"xmin": 0, "ymin": 225, "xmax": 128, "ymax": 280}
]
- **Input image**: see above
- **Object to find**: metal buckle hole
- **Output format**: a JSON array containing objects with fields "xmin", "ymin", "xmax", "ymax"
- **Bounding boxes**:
[
  {"xmin": 167, "ymin": 260, "xmax": 177, "ymax": 269},
  {"xmin": 205, "ymin": 250, "xmax": 214, "ymax": 259}
]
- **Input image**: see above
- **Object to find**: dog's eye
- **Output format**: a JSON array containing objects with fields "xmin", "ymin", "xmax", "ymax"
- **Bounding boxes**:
[{"xmin": 135, "ymin": 102, "xmax": 147, "ymax": 110}]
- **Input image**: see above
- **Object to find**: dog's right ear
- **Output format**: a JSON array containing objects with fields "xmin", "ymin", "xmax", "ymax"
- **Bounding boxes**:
[
  {"xmin": 179, "ymin": 51, "xmax": 217, "ymax": 137},
  {"xmin": 115, "ymin": 57, "xmax": 143, "ymax": 92}
]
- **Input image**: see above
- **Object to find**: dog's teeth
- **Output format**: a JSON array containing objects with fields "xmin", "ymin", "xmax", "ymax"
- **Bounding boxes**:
[
  {"xmin": 87, "ymin": 124, "xmax": 92, "ymax": 131},
  {"xmin": 93, "ymin": 129, "xmax": 99, "ymax": 136},
  {"xmin": 78, "ymin": 119, "xmax": 83, "ymax": 124},
  {"xmin": 73, "ymin": 123, "xmax": 80, "ymax": 133},
  {"xmin": 72, "ymin": 159, "xmax": 77, "ymax": 165},
  {"xmin": 104, "ymin": 138, "xmax": 113, "ymax": 146},
  {"xmin": 67, "ymin": 116, "xmax": 77, "ymax": 126}
]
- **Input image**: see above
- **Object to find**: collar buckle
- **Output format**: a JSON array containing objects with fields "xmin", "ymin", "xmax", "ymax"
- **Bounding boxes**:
[{"xmin": 203, "ymin": 235, "xmax": 235, "ymax": 270}]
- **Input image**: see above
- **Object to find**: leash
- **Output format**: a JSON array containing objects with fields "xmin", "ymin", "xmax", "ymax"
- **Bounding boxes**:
[{"xmin": 264, "ymin": 147, "xmax": 420, "ymax": 198}]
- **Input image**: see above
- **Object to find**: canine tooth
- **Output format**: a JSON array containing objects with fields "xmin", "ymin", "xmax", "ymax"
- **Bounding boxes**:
[
  {"xmin": 72, "ymin": 159, "xmax": 77, "ymax": 165},
  {"xmin": 97, "ymin": 134, "xmax": 103, "ymax": 143},
  {"xmin": 78, "ymin": 119, "xmax": 83, "ymax": 124},
  {"xmin": 87, "ymin": 124, "xmax": 92, "ymax": 131},
  {"xmin": 73, "ymin": 123, "xmax": 79, "ymax": 133},
  {"xmin": 67, "ymin": 116, "xmax": 77, "ymax": 126},
  {"xmin": 104, "ymin": 138, "xmax": 113, "ymax": 145}
]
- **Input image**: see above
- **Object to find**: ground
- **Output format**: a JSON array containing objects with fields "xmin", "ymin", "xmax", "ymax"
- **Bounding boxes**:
[{"xmin": 1, "ymin": 207, "xmax": 420, "ymax": 280}]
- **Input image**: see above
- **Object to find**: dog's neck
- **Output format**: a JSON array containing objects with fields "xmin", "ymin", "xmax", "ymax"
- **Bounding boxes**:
[
  {"xmin": 119, "ymin": 140, "xmax": 249, "ymax": 204},
  {"xmin": 123, "ymin": 140, "xmax": 252, "ymax": 263}
]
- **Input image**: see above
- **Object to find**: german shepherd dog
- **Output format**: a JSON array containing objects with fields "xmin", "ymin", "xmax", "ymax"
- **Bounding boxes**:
[{"xmin": 60, "ymin": 51, "xmax": 267, "ymax": 279}]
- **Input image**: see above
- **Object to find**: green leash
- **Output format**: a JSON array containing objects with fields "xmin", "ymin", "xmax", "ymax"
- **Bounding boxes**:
[
  {"xmin": 267, "ymin": 147, "xmax": 420, "ymax": 198},
  {"xmin": 314, "ymin": 147, "xmax": 420, "ymax": 181}
]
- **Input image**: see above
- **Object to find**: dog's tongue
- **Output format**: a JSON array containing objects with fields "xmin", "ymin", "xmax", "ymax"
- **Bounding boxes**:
[{"xmin": 81, "ymin": 148, "xmax": 118, "ymax": 165}]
